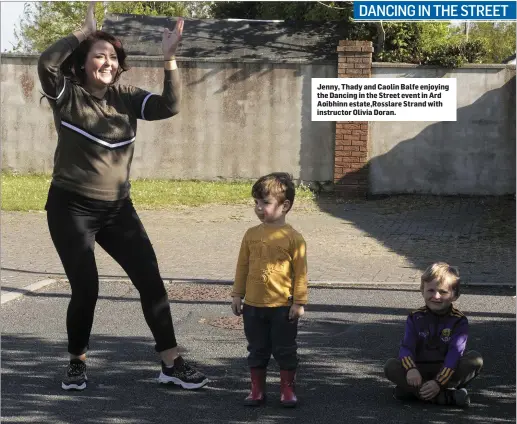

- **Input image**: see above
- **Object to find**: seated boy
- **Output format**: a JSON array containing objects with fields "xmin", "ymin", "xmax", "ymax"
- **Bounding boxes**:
[{"xmin": 384, "ymin": 262, "xmax": 483, "ymax": 407}]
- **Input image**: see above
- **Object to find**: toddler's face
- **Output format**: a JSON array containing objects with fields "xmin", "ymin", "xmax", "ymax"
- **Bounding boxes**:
[
  {"xmin": 254, "ymin": 195, "xmax": 287, "ymax": 224},
  {"xmin": 422, "ymin": 279, "xmax": 457, "ymax": 313}
]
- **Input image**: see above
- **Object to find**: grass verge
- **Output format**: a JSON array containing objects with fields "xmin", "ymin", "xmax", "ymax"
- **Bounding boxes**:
[{"xmin": 1, "ymin": 174, "xmax": 316, "ymax": 211}]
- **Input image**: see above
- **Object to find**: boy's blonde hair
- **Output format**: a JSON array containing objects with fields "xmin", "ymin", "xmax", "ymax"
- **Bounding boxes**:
[
  {"xmin": 251, "ymin": 173, "xmax": 295, "ymax": 212},
  {"xmin": 420, "ymin": 262, "xmax": 461, "ymax": 297}
]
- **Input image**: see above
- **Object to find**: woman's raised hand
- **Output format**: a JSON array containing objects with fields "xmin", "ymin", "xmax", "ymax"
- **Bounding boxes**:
[
  {"xmin": 162, "ymin": 18, "xmax": 184, "ymax": 60},
  {"xmin": 82, "ymin": 2, "xmax": 97, "ymax": 36}
]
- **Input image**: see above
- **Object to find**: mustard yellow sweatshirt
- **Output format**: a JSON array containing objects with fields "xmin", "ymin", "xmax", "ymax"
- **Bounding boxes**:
[{"xmin": 231, "ymin": 223, "xmax": 308, "ymax": 307}]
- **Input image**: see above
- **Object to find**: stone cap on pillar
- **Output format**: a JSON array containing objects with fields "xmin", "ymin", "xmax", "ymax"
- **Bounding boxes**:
[{"xmin": 337, "ymin": 40, "xmax": 374, "ymax": 53}]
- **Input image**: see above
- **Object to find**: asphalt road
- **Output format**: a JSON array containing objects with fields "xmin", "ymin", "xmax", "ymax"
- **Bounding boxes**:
[{"xmin": 1, "ymin": 280, "xmax": 515, "ymax": 424}]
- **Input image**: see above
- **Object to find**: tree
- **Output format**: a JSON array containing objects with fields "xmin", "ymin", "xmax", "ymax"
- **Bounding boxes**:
[
  {"xmin": 13, "ymin": 1, "xmax": 213, "ymax": 53},
  {"xmin": 13, "ymin": 2, "xmax": 102, "ymax": 53},
  {"xmin": 107, "ymin": 1, "xmax": 213, "ymax": 19},
  {"xmin": 374, "ymin": 22, "xmax": 485, "ymax": 66},
  {"xmin": 468, "ymin": 22, "xmax": 516, "ymax": 63},
  {"xmin": 212, "ymin": 1, "xmax": 352, "ymax": 21},
  {"xmin": 211, "ymin": 2, "xmax": 488, "ymax": 66},
  {"xmin": 210, "ymin": 1, "xmax": 373, "ymax": 40},
  {"xmin": 15, "ymin": 1, "xmax": 500, "ymax": 66}
]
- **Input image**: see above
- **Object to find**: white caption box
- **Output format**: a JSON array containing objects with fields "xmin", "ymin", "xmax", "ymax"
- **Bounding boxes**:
[{"xmin": 312, "ymin": 78, "xmax": 457, "ymax": 121}]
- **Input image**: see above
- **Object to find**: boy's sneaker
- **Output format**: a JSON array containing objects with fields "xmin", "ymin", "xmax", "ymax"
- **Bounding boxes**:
[
  {"xmin": 61, "ymin": 359, "xmax": 87, "ymax": 391},
  {"xmin": 453, "ymin": 388, "xmax": 471, "ymax": 407},
  {"xmin": 157, "ymin": 356, "xmax": 208, "ymax": 390},
  {"xmin": 392, "ymin": 386, "xmax": 417, "ymax": 401},
  {"xmin": 435, "ymin": 388, "xmax": 470, "ymax": 407}
]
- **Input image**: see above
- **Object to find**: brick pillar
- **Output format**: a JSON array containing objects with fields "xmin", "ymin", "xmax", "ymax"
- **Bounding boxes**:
[{"xmin": 334, "ymin": 40, "xmax": 373, "ymax": 196}]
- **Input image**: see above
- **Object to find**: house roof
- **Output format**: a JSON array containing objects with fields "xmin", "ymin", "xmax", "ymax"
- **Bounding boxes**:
[{"xmin": 101, "ymin": 13, "xmax": 351, "ymax": 62}]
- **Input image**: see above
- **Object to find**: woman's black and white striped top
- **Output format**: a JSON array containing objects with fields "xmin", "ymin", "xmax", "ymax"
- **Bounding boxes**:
[{"xmin": 38, "ymin": 34, "xmax": 180, "ymax": 201}]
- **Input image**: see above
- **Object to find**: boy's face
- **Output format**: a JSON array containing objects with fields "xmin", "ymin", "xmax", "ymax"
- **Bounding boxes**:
[
  {"xmin": 422, "ymin": 279, "xmax": 457, "ymax": 313},
  {"xmin": 254, "ymin": 195, "xmax": 289, "ymax": 225}
]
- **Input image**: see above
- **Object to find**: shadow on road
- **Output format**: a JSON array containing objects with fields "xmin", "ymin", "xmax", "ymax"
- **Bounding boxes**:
[{"xmin": 2, "ymin": 312, "xmax": 514, "ymax": 423}]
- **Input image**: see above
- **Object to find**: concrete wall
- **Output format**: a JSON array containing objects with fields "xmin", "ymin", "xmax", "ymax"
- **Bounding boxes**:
[
  {"xmin": 1, "ymin": 54, "xmax": 515, "ymax": 195},
  {"xmin": 370, "ymin": 64, "xmax": 516, "ymax": 195},
  {"xmin": 0, "ymin": 54, "xmax": 336, "ymax": 182}
]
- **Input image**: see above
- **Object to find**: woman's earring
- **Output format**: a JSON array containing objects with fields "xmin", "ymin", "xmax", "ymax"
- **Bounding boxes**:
[{"xmin": 80, "ymin": 65, "xmax": 85, "ymax": 70}]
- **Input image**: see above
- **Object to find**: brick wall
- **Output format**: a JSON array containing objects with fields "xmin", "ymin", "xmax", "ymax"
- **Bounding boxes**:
[{"xmin": 334, "ymin": 41, "xmax": 373, "ymax": 195}]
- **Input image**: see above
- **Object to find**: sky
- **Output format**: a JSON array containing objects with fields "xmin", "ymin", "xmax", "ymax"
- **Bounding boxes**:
[{"xmin": 1, "ymin": 1, "xmax": 26, "ymax": 52}]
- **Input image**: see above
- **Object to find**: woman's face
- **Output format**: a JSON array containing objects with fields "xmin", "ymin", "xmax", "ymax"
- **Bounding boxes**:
[{"xmin": 84, "ymin": 40, "xmax": 119, "ymax": 88}]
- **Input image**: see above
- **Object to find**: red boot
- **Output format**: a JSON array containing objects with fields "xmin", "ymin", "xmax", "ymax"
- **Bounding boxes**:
[
  {"xmin": 244, "ymin": 368, "xmax": 266, "ymax": 406},
  {"xmin": 280, "ymin": 369, "xmax": 297, "ymax": 407}
]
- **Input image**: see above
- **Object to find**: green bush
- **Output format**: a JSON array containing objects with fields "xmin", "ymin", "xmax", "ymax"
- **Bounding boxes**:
[
  {"xmin": 424, "ymin": 40, "xmax": 486, "ymax": 67},
  {"xmin": 376, "ymin": 23, "xmax": 487, "ymax": 68}
]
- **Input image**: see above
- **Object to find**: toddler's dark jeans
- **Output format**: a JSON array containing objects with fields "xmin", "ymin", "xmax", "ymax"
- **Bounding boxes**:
[{"xmin": 243, "ymin": 304, "xmax": 298, "ymax": 370}]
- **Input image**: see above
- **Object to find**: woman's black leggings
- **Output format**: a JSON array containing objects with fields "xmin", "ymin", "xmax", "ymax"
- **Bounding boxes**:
[{"xmin": 45, "ymin": 184, "xmax": 177, "ymax": 356}]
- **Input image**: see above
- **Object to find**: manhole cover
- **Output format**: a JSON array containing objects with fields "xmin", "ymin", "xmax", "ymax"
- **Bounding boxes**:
[
  {"xmin": 167, "ymin": 284, "xmax": 231, "ymax": 301},
  {"xmin": 208, "ymin": 316, "xmax": 244, "ymax": 330}
]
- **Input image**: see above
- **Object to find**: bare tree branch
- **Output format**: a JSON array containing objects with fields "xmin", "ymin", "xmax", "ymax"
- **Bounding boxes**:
[{"xmin": 315, "ymin": 1, "xmax": 352, "ymax": 10}]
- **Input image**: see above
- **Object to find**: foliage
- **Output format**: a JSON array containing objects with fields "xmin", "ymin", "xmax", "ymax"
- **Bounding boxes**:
[
  {"xmin": 107, "ymin": 1, "xmax": 213, "ymax": 19},
  {"xmin": 210, "ymin": 1, "xmax": 373, "ymax": 40},
  {"xmin": 468, "ymin": 22, "xmax": 516, "ymax": 63},
  {"xmin": 210, "ymin": 3, "xmax": 490, "ymax": 67},
  {"xmin": 12, "ymin": 1, "xmax": 511, "ymax": 66},
  {"xmin": 211, "ymin": 1, "xmax": 351, "ymax": 21},
  {"xmin": 13, "ymin": 2, "xmax": 101, "ymax": 53},
  {"xmin": 12, "ymin": 1, "xmax": 213, "ymax": 53},
  {"xmin": 376, "ymin": 22, "xmax": 486, "ymax": 66},
  {"xmin": 423, "ymin": 40, "xmax": 486, "ymax": 67}
]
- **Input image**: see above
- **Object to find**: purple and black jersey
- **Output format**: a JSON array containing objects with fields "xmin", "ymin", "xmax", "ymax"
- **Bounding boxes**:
[{"xmin": 398, "ymin": 306, "xmax": 468, "ymax": 386}]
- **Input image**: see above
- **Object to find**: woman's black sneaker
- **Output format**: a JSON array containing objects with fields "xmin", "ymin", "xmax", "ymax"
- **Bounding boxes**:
[
  {"xmin": 157, "ymin": 356, "xmax": 208, "ymax": 390},
  {"xmin": 62, "ymin": 359, "xmax": 87, "ymax": 391}
]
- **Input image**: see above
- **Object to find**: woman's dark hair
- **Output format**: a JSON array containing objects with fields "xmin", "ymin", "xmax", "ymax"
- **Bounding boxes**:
[{"xmin": 60, "ymin": 30, "xmax": 129, "ymax": 85}]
